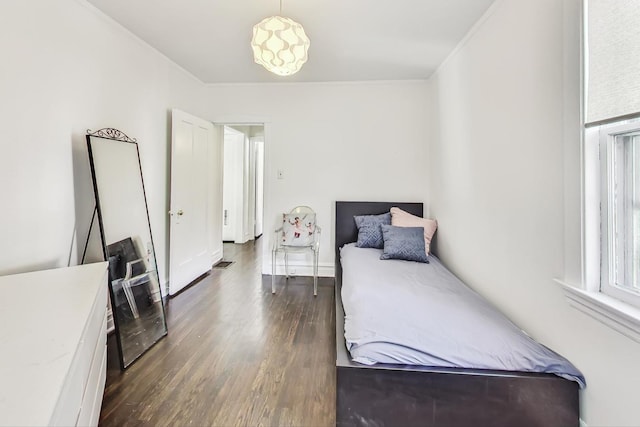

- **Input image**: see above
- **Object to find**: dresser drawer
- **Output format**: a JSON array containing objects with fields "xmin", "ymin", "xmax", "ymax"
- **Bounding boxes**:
[
  {"xmin": 0, "ymin": 262, "xmax": 109, "ymax": 427},
  {"xmin": 77, "ymin": 312, "xmax": 107, "ymax": 427},
  {"xmin": 50, "ymin": 272, "xmax": 108, "ymax": 426},
  {"xmin": 50, "ymin": 354, "xmax": 84, "ymax": 426}
]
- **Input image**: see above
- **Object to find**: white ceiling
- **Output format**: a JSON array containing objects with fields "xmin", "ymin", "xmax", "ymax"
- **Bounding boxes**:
[{"xmin": 86, "ymin": 0, "xmax": 496, "ymax": 84}]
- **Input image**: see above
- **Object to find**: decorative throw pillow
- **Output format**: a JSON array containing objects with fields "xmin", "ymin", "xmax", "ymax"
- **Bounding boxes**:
[
  {"xmin": 380, "ymin": 225, "xmax": 429, "ymax": 263},
  {"xmin": 390, "ymin": 207, "xmax": 438, "ymax": 255},
  {"xmin": 354, "ymin": 212, "xmax": 391, "ymax": 249},
  {"xmin": 282, "ymin": 213, "xmax": 316, "ymax": 246}
]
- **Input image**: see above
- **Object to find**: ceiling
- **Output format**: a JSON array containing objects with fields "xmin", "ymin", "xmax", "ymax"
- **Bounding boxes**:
[{"xmin": 86, "ymin": 0, "xmax": 496, "ymax": 84}]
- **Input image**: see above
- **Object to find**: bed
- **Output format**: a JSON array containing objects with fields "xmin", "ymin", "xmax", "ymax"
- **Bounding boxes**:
[{"xmin": 334, "ymin": 201, "xmax": 582, "ymax": 427}]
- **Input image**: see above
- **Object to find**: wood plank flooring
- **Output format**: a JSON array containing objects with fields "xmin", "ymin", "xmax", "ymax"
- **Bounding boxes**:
[{"xmin": 99, "ymin": 239, "xmax": 336, "ymax": 426}]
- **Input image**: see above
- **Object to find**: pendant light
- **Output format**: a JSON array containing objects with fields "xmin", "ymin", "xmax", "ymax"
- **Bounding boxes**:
[{"xmin": 250, "ymin": 0, "xmax": 310, "ymax": 76}]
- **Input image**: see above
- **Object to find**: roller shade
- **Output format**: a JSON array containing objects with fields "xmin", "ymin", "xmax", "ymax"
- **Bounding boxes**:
[{"xmin": 586, "ymin": 0, "xmax": 640, "ymax": 125}]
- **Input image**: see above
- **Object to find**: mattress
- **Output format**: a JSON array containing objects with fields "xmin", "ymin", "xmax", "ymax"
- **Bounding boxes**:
[{"xmin": 340, "ymin": 243, "xmax": 586, "ymax": 388}]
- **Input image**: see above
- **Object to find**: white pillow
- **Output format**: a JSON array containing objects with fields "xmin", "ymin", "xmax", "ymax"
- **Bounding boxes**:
[{"xmin": 390, "ymin": 207, "xmax": 438, "ymax": 254}]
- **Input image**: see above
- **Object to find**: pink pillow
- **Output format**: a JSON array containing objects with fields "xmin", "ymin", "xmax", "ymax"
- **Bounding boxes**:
[{"xmin": 390, "ymin": 207, "xmax": 438, "ymax": 255}]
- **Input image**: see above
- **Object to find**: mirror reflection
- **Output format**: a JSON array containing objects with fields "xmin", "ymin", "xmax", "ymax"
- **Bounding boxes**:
[{"xmin": 87, "ymin": 129, "xmax": 167, "ymax": 369}]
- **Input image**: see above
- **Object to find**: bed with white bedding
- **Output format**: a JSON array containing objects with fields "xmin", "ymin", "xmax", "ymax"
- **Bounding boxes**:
[
  {"xmin": 334, "ymin": 201, "xmax": 583, "ymax": 427},
  {"xmin": 341, "ymin": 243, "xmax": 585, "ymax": 386}
]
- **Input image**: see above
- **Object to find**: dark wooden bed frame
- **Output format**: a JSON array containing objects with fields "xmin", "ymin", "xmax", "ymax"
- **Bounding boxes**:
[{"xmin": 334, "ymin": 201, "xmax": 579, "ymax": 427}]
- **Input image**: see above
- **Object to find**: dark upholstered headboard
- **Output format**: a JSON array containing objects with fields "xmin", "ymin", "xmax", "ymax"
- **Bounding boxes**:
[{"xmin": 334, "ymin": 201, "xmax": 424, "ymax": 285}]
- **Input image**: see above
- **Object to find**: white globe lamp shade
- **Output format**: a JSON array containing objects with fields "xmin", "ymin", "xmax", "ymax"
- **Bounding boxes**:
[{"xmin": 251, "ymin": 16, "xmax": 310, "ymax": 76}]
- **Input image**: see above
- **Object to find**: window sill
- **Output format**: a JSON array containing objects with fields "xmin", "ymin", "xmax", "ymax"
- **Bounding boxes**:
[{"xmin": 556, "ymin": 279, "xmax": 640, "ymax": 343}]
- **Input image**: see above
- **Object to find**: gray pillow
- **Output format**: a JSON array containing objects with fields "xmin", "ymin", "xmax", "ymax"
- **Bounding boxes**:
[
  {"xmin": 380, "ymin": 224, "xmax": 429, "ymax": 263},
  {"xmin": 354, "ymin": 212, "xmax": 391, "ymax": 249}
]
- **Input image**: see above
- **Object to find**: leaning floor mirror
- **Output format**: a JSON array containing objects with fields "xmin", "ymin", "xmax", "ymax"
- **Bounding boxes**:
[{"xmin": 87, "ymin": 128, "xmax": 167, "ymax": 369}]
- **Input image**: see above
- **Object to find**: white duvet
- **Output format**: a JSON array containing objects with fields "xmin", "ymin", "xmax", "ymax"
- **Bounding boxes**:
[{"xmin": 340, "ymin": 243, "xmax": 586, "ymax": 388}]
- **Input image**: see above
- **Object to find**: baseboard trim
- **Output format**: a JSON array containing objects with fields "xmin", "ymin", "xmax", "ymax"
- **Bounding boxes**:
[
  {"xmin": 212, "ymin": 249, "xmax": 223, "ymax": 265},
  {"xmin": 264, "ymin": 261, "xmax": 334, "ymax": 278}
]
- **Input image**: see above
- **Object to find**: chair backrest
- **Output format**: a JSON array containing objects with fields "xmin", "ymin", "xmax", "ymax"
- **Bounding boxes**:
[
  {"xmin": 107, "ymin": 237, "xmax": 145, "ymax": 280},
  {"xmin": 281, "ymin": 207, "xmax": 317, "ymax": 247},
  {"xmin": 290, "ymin": 205, "xmax": 315, "ymax": 214}
]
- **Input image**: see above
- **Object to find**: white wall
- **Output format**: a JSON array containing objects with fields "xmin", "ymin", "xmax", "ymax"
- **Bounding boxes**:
[
  {"xmin": 203, "ymin": 81, "xmax": 430, "ymax": 275},
  {"xmin": 0, "ymin": 2, "xmax": 429, "ymax": 283},
  {"xmin": 0, "ymin": 0, "xmax": 206, "ymax": 288},
  {"xmin": 427, "ymin": 0, "xmax": 640, "ymax": 425}
]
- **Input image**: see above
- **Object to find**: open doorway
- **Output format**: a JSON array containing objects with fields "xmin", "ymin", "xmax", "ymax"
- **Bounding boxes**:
[{"xmin": 221, "ymin": 125, "xmax": 265, "ymax": 247}]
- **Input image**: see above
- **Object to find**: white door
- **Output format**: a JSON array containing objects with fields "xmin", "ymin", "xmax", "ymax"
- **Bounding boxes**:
[
  {"xmin": 222, "ymin": 133, "xmax": 236, "ymax": 241},
  {"xmin": 253, "ymin": 138, "xmax": 264, "ymax": 237},
  {"xmin": 242, "ymin": 135, "xmax": 253, "ymax": 243},
  {"xmin": 222, "ymin": 130, "xmax": 244, "ymax": 242},
  {"xmin": 169, "ymin": 109, "xmax": 218, "ymax": 295}
]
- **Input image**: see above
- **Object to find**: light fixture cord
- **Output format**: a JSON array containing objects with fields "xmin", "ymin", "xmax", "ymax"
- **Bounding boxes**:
[{"xmin": 280, "ymin": 0, "xmax": 282, "ymax": 14}]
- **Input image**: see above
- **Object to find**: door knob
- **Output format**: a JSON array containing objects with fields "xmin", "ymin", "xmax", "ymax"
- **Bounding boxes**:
[{"xmin": 177, "ymin": 209, "xmax": 184, "ymax": 216}]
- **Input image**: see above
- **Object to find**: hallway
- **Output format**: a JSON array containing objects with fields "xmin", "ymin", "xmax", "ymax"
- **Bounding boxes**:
[{"xmin": 100, "ymin": 239, "xmax": 336, "ymax": 426}]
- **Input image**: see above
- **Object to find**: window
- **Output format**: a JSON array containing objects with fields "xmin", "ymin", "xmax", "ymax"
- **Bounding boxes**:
[
  {"xmin": 584, "ymin": 0, "xmax": 640, "ymax": 309},
  {"xmin": 559, "ymin": 1, "xmax": 640, "ymax": 341},
  {"xmin": 599, "ymin": 122, "xmax": 640, "ymax": 308}
]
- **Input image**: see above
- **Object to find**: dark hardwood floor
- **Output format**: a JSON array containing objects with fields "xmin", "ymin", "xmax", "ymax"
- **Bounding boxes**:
[{"xmin": 100, "ymin": 239, "xmax": 336, "ymax": 426}]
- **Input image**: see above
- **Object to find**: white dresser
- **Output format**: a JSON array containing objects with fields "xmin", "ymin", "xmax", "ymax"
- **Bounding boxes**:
[{"xmin": 0, "ymin": 262, "xmax": 109, "ymax": 427}]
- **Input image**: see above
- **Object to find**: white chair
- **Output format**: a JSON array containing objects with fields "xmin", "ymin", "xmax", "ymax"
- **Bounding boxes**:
[
  {"xmin": 107, "ymin": 237, "xmax": 156, "ymax": 320},
  {"xmin": 272, "ymin": 206, "xmax": 321, "ymax": 296},
  {"xmin": 121, "ymin": 259, "xmax": 154, "ymax": 319}
]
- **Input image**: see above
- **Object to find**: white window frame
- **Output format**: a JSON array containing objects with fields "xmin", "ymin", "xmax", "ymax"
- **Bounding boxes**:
[
  {"xmin": 558, "ymin": 1, "xmax": 640, "ymax": 343},
  {"xmin": 564, "ymin": 122, "xmax": 640, "ymax": 343},
  {"xmin": 598, "ymin": 121, "xmax": 640, "ymax": 308},
  {"xmin": 599, "ymin": 121, "xmax": 640, "ymax": 308}
]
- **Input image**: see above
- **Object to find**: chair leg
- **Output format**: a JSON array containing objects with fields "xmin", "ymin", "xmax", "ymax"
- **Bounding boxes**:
[
  {"xmin": 122, "ymin": 280, "xmax": 140, "ymax": 318},
  {"xmin": 271, "ymin": 249, "xmax": 276, "ymax": 294},
  {"xmin": 313, "ymin": 250, "xmax": 318, "ymax": 297},
  {"xmin": 284, "ymin": 252, "xmax": 289, "ymax": 279}
]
